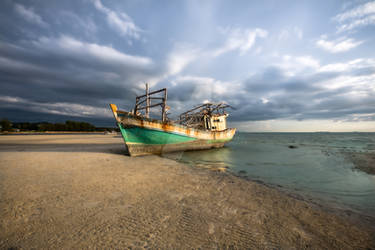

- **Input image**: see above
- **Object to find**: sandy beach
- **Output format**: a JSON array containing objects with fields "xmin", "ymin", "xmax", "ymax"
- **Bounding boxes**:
[{"xmin": 0, "ymin": 134, "xmax": 374, "ymax": 249}]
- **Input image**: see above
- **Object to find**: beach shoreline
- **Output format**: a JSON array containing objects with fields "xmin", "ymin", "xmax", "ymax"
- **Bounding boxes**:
[{"xmin": 0, "ymin": 134, "xmax": 374, "ymax": 248}]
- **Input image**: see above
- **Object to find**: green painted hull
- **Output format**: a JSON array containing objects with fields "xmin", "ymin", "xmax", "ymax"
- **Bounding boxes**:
[
  {"xmin": 118, "ymin": 123, "xmax": 196, "ymax": 145},
  {"xmin": 117, "ymin": 123, "xmax": 232, "ymax": 156}
]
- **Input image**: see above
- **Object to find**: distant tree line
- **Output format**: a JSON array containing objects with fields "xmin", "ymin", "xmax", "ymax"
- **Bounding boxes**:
[{"xmin": 0, "ymin": 119, "xmax": 117, "ymax": 132}]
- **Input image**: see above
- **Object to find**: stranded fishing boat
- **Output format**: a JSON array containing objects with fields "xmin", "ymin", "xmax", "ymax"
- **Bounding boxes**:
[{"xmin": 109, "ymin": 84, "xmax": 236, "ymax": 156}]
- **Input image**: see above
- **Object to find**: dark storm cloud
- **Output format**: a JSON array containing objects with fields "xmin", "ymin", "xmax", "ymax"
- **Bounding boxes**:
[
  {"xmin": 225, "ymin": 65, "xmax": 375, "ymax": 122},
  {"xmin": 0, "ymin": 0, "xmax": 169, "ymax": 124},
  {"xmin": 1, "ymin": 30, "xmax": 375, "ymax": 124},
  {"xmin": 244, "ymin": 67, "xmax": 340, "ymax": 94},
  {"xmin": 152, "ymin": 61, "xmax": 375, "ymax": 123},
  {"xmin": 0, "ymin": 35, "xmax": 167, "ymax": 123},
  {"xmin": 0, "ymin": 0, "xmax": 375, "ymax": 127}
]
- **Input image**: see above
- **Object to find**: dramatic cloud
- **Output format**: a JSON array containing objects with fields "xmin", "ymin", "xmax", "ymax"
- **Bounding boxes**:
[
  {"xmin": 0, "ymin": 35, "xmax": 162, "ymax": 121},
  {"xmin": 337, "ymin": 15, "xmax": 375, "ymax": 33},
  {"xmin": 0, "ymin": 1, "xmax": 374, "ymax": 130},
  {"xmin": 14, "ymin": 3, "xmax": 48, "ymax": 28},
  {"xmin": 0, "ymin": 95, "xmax": 111, "ymax": 118},
  {"xmin": 92, "ymin": 0, "xmax": 141, "ymax": 40},
  {"xmin": 334, "ymin": 1, "xmax": 375, "ymax": 32},
  {"xmin": 334, "ymin": 1, "xmax": 375, "ymax": 22},
  {"xmin": 213, "ymin": 27, "xmax": 268, "ymax": 56},
  {"xmin": 316, "ymin": 37, "xmax": 363, "ymax": 53},
  {"xmin": 31, "ymin": 35, "xmax": 152, "ymax": 68},
  {"xmin": 232, "ymin": 60, "xmax": 375, "ymax": 122},
  {"xmin": 166, "ymin": 44, "xmax": 200, "ymax": 76},
  {"xmin": 158, "ymin": 54, "xmax": 375, "ymax": 123}
]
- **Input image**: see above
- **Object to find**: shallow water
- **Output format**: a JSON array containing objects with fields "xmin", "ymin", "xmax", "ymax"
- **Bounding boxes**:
[{"xmin": 166, "ymin": 133, "xmax": 375, "ymax": 215}]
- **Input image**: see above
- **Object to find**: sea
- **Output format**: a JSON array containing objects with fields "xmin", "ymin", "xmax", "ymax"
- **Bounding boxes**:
[{"xmin": 165, "ymin": 132, "xmax": 375, "ymax": 216}]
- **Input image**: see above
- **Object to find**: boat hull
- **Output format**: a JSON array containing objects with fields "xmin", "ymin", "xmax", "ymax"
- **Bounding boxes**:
[
  {"xmin": 110, "ymin": 104, "xmax": 236, "ymax": 156},
  {"xmin": 118, "ymin": 123, "xmax": 234, "ymax": 156}
]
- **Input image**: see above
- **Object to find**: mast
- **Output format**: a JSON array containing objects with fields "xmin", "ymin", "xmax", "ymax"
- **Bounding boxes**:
[
  {"xmin": 145, "ymin": 83, "xmax": 150, "ymax": 118},
  {"xmin": 134, "ymin": 85, "xmax": 167, "ymax": 121},
  {"xmin": 162, "ymin": 88, "xmax": 167, "ymax": 122}
]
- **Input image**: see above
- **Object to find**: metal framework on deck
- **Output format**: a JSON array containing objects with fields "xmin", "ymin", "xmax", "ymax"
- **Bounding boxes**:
[
  {"xmin": 178, "ymin": 103, "xmax": 232, "ymax": 129},
  {"xmin": 134, "ymin": 84, "xmax": 168, "ymax": 122},
  {"xmin": 133, "ymin": 84, "xmax": 234, "ymax": 130}
]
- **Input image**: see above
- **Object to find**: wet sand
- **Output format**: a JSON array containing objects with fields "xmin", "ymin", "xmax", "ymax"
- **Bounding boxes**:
[{"xmin": 0, "ymin": 134, "xmax": 374, "ymax": 249}]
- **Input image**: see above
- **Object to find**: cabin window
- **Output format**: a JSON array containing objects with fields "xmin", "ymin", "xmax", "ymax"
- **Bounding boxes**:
[
  {"xmin": 213, "ymin": 119, "xmax": 220, "ymax": 122},
  {"xmin": 212, "ymin": 126, "xmax": 216, "ymax": 129}
]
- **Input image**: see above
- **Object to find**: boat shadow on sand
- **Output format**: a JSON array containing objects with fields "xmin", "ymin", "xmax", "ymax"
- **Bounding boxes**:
[
  {"xmin": 0, "ymin": 143, "xmax": 129, "ymax": 156},
  {"xmin": 0, "ymin": 140, "xmax": 231, "ymax": 158}
]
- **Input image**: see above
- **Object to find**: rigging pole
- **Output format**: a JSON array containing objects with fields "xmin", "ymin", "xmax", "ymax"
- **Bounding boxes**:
[{"xmin": 145, "ymin": 83, "xmax": 150, "ymax": 118}]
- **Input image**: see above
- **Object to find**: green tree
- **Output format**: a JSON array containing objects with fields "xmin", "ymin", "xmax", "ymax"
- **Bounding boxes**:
[{"xmin": 0, "ymin": 119, "xmax": 12, "ymax": 131}]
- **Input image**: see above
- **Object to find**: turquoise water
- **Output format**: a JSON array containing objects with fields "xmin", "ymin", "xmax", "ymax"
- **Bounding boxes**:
[{"xmin": 167, "ymin": 133, "xmax": 375, "ymax": 215}]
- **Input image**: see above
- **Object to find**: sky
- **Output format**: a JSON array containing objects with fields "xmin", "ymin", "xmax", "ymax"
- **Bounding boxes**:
[{"xmin": 0, "ymin": 0, "xmax": 375, "ymax": 131}]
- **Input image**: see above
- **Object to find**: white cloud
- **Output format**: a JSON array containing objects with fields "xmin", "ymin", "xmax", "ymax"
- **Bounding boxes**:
[
  {"xmin": 318, "ymin": 58, "xmax": 375, "ymax": 73},
  {"xmin": 334, "ymin": 1, "xmax": 375, "ymax": 22},
  {"xmin": 334, "ymin": 1, "xmax": 375, "ymax": 32},
  {"xmin": 92, "ymin": 0, "xmax": 141, "ymax": 39},
  {"xmin": 316, "ymin": 37, "xmax": 363, "ymax": 53},
  {"xmin": 165, "ymin": 27, "xmax": 268, "ymax": 78},
  {"xmin": 213, "ymin": 27, "xmax": 268, "ymax": 56},
  {"xmin": 276, "ymin": 55, "xmax": 320, "ymax": 76},
  {"xmin": 318, "ymin": 63, "xmax": 351, "ymax": 73},
  {"xmin": 316, "ymin": 58, "xmax": 375, "ymax": 90},
  {"xmin": 0, "ymin": 96, "xmax": 23, "ymax": 103},
  {"xmin": 33, "ymin": 35, "xmax": 152, "ymax": 68},
  {"xmin": 172, "ymin": 75, "xmax": 240, "ymax": 102},
  {"xmin": 0, "ymin": 95, "xmax": 111, "ymax": 117},
  {"xmin": 166, "ymin": 44, "xmax": 200, "ymax": 76},
  {"xmin": 337, "ymin": 15, "xmax": 375, "ymax": 32},
  {"xmin": 319, "ymin": 73, "xmax": 375, "ymax": 91},
  {"xmin": 14, "ymin": 3, "xmax": 48, "ymax": 28},
  {"xmin": 294, "ymin": 56, "xmax": 320, "ymax": 69},
  {"xmin": 261, "ymin": 97, "xmax": 269, "ymax": 104},
  {"xmin": 165, "ymin": 27, "xmax": 268, "ymax": 77}
]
